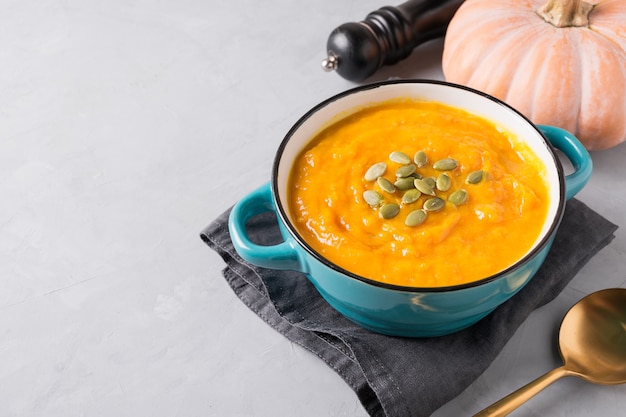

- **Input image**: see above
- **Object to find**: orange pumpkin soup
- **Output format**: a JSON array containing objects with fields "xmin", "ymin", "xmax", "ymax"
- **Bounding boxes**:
[{"xmin": 288, "ymin": 99, "xmax": 550, "ymax": 287}]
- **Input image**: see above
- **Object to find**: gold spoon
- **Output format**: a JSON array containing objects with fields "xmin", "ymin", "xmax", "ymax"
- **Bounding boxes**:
[{"xmin": 474, "ymin": 288, "xmax": 626, "ymax": 417}]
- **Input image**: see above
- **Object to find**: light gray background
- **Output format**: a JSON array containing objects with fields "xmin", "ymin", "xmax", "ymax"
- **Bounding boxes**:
[{"xmin": 1, "ymin": 1, "xmax": 624, "ymax": 416}]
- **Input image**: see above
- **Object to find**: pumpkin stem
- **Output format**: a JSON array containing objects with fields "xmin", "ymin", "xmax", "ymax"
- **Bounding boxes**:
[{"xmin": 537, "ymin": 0, "xmax": 593, "ymax": 27}]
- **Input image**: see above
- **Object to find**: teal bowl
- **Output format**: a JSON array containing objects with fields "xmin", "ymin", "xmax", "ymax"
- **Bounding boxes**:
[{"xmin": 228, "ymin": 80, "xmax": 592, "ymax": 337}]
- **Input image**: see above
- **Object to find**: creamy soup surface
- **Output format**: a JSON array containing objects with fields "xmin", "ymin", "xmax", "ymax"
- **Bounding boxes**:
[{"xmin": 289, "ymin": 99, "xmax": 550, "ymax": 287}]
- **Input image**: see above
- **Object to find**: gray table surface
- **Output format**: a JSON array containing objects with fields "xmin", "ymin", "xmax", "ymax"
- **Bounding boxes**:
[{"xmin": 2, "ymin": 1, "xmax": 625, "ymax": 416}]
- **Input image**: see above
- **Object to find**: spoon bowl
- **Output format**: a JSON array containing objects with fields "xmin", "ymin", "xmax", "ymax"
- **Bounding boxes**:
[
  {"xmin": 559, "ymin": 288, "xmax": 626, "ymax": 384},
  {"xmin": 474, "ymin": 288, "xmax": 626, "ymax": 417}
]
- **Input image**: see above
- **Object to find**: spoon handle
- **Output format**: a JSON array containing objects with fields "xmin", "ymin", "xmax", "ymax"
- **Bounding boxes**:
[{"xmin": 473, "ymin": 366, "xmax": 570, "ymax": 417}]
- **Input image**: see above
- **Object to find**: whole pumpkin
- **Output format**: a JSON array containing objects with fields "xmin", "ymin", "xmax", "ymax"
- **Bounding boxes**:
[{"xmin": 442, "ymin": 0, "xmax": 626, "ymax": 151}]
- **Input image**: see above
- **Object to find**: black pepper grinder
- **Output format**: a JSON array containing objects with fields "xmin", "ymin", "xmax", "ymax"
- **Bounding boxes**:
[{"xmin": 321, "ymin": 0, "xmax": 464, "ymax": 82}]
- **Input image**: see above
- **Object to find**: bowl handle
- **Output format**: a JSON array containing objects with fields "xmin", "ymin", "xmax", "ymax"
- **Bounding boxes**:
[
  {"xmin": 228, "ymin": 182, "xmax": 304, "ymax": 271},
  {"xmin": 538, "ymin": 125, "xmax": 592, "ymax": 200}
]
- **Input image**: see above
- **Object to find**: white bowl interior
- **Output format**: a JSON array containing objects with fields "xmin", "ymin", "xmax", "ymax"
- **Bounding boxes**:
[{"xmin": 275, "ymin": 81, "xmax": 562, "ymax": 266}]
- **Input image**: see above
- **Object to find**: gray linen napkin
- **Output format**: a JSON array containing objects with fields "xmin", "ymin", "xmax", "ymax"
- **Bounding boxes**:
[{"xmin": 200, "ymin": 198, "xmax": 617, "ymax": 417}]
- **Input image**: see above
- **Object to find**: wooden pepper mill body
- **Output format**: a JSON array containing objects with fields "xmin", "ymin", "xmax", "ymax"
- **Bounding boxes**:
[{"xmin": 323, "ymin": 0, "xmax": 464, "ymax": 81}]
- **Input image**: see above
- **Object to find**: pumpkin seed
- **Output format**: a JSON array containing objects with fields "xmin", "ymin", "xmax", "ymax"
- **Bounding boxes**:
[
  {"xmin": 424, "ymin": 197, "xmax": 445, "ymax": 212},
  {"xmin": 448, "ymin": 189, "xmax": 468, "ymax": 206},
  {"xmin": 405, "ymin": 209, "xmax": 427, "ymax": 227},
  {"xmin": 379, "ymin": 203, "xmax": 400, "ymax": 219},
  {"xmin": 433, "ymin": 158, "xmax": 458, "ymax": 171},
  {"xmin": 401, "ymin": 189, "xmax": 422, "ymax": 204},
  {"xmin": 394, "ymin": 177, "xmax": 416, "ymax": 191},
  {"xmin": 424, "ymin": 177, "xmax": 437, "ymax": 188},
  {"xmin": 414, "ymin": 150, "xmax": 428, "ymax": 168},
  {"xmin": 377, "ymin": 177, "xmax": 396, "ymax": 193},
  {"xmin": 363, "ymin": 190, "xmax": 383, "ymax": 206},
  {"xmin": 466, "ymin": 170, "xmax": 484, "ymax": 184},
  {"xmin": 395, "ymin": 163, "xmax": 417, "ymax": 178},
  {"xmin": 436, "ymin": 173, "xmax": 451, "ymax": 191},
  {"xmin": 364, "ymin": 162, "xmax": 387, "ymax": 181},
  {"xmin": 414, "ymin": 178, "xmax": 436, "ymax": 196},
  {"xmin": 389, "ymin": 151, "xmax": 411, "ymax": 164}
]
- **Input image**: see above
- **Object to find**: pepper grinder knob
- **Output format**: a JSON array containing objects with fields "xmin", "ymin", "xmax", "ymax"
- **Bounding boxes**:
[
  {"xmin": 322, "ymin": 0, "xmax": 464, "ymax": 82},
  {"xmin": 321, "ymin": 53, "xmax": 339, "ymax": 72}
]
